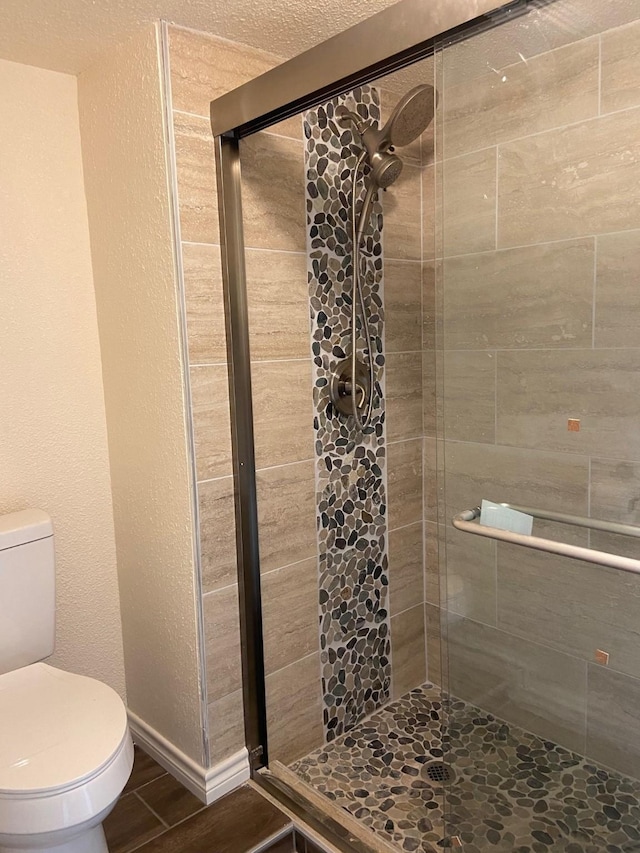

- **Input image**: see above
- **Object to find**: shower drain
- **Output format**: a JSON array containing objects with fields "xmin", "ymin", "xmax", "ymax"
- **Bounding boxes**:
[{"xmin": 422, "ymin": 760, "xmax": 455, "ymax": 785}]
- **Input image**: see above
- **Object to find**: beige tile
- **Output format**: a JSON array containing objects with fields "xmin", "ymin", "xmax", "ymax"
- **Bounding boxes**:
[
  {"xmin": 391, "ymin": 604, "xmax": 426, "ymax": 698},
  {"xmin": 497, "ymin": 349, "xmax": 640, "ymax": 460},
  {"xmin": 443, "ymin": 148, "xmax": 496, "ymax": 257},
  {"xmin": 388, "ymin": 522, "xmax": 423, "ymax": 617},
  {"xmin": 448, "ymin": 616, "xmax": 587, "ymax": 753},
  {"xmin": 191, "ymin": 364, "xmax": 232, "ymax": 481},
  {"xmin": 198, "ymin": 476, "xmax": 237, "ymax": 593},
  {"xmin": 424, "ymin": 521, "xmax": 440, "ymax": 606},
  {"xmin": 241, "ymin": 133, "xmax": 306, "ymax": 252},
  {"xmin": 422, "ymin": 165, "xmax": 437, "ymax": 261},
  {"xmin": 173, "ymin": 111, "xmax": 218, "ymax": 245},
  {"xmin": 497, "ymin": 542, "xmax": 640, "ymax": 679},
  {"xmin": 385, "ymin": 352, "xmax": 422, "ymax": 442},
  {"xmin": 257, "ymin": 460, "xmax": 317, "ymax": 573},
  {"xmin": 169, "ymin": 27, "xmax": 302, "ymax": 139},
  {"xmin": 587, "ymin": 665, "xmax": 640, "ymax": 779},
  {"xmin": 443, "ymin": 239, "xmax": 594, "ymax": 350},
  {"xmin": 595, "ymin": 230, "xmax": 640, "ymax": 348},
  {"xmin": 422, "ymin": 261, "xmax": 436, "ymax": 350},
  {"xmin": 262, "ymin": 558, "xmax": 318, "ymax": 675},
  {"xmin": 444, "ymin": 441, "xmax": 589, "ymax": 544},
  {"xmin": 498, "ymin": 108, "xmax": 640, "ymax": 247},
  {"xmin": 443, "ymin": 38, "xmax": 599, "ymax": 158},
  {"xmin": 246, "ymin": 249, "xmax": 309, "ymax": 360},
  {"xmin": 387, "ymin": 439, "xmax": 423, "ymax": 529},
  {"xmin": 601, "ymin": 20, "xmax": 640, "ymax": 114},
  {"xmin": 425, "ymin": 603, "xmax": 442, "ymax": 686},
  {"xmin": 384, "ymin": 260, "xmax": 422, "ymax": 354},
  {"xmin": 443, "ymin": 351, "xmax": 495, "ymax": 443},
  {"xmin": 204, "ymin": 584, "xmax": 242, "ymax": 701},
  {"xmin": 591, "ymin": 458, "xmax": 640, "ymax": 524},
  {"xmin": 252, "ymin": 360, "xmax": 314, "ymax": 468},
  {"xmin": 590, "ymin": 457, "xmax": 640, "ymax": 560},
  {"xmin": 423, "ymin": 437, "xmax": 439, "ymax": 522},
  {"xmin": 422, "ymin": 350, "xmax": 436, "ymax": 438},
  {"xmin": 266, "ymin": 653, "xmax": 324, "ymax": 764},
  {"xmin": 446, "ymin": 525, "xmax": 496, "ymax": 625},
  {"xmin": 207, "ymin": 689, "xmax": 245, "ymax": 765},
  {"xmin": 383, "ymin": 162, "xmax": 422, "ymax": 261},
  {"xmin": 182, "ymin": 242, "xmax": 226, "ymax": 365}
]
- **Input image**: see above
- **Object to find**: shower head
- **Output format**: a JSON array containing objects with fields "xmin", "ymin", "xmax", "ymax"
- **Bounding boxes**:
[
  {"xmin": 379, "ymin": 84, "xmax": 437, "ymax": 148},
  {"xmin": 336, "ymin": 84, "xmax": 437, "ymax": 189}
]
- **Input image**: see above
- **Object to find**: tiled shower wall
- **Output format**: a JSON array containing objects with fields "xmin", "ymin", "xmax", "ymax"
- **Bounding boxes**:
[
  {"xmin": 167, "ymin": 26, "xmax": 432, "ymax": 768},
  {"xmin": 430, "ymin": 12, "xmax": 640, "ymax": 779}
]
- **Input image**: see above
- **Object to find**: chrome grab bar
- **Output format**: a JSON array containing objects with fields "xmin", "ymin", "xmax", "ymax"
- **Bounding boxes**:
[{"xmin": 452, "ymin": 505, "xmax": 640, "ymax": 576}]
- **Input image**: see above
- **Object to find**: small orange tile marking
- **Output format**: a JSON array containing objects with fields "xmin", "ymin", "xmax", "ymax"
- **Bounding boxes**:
[
  {"xmin": 595, "ymin": 649, "xmax": 610, "ymax": 666},
  {"xmin": 568, "ymin": 419, "xmax": 581, "ymax": 432}
]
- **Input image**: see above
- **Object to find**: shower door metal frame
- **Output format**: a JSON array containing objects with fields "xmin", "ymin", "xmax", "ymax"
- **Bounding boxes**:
[{"xmin": 212, "ymin": 0, "xmax": 531, "ymax": 778}]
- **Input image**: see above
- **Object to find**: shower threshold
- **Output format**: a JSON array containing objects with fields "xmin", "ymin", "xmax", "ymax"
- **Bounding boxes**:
[{"xmin": 291, "ymin": 684, "xmax": 640, "ymax": 853}]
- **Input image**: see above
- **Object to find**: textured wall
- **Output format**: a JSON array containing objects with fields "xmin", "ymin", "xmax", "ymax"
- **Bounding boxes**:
[
  {"xmin": 0, "ymin": 58, "xmax": 125, "ymax": 696},
  {"xmin": 434, "ymin": 11, "xmax": 640, "ymax": 779},
  {"xmin": 78, "ymin": 24, "xmax": 205, "ymax": 763}
]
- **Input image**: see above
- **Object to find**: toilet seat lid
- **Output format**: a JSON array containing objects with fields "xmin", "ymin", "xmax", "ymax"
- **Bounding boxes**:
[{"xmin": 0, "ymin": 663, "xmax": 128, "ymax": 795}]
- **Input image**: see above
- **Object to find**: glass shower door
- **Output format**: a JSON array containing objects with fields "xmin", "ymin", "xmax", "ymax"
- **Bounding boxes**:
[{"xmin": 436, "ymin": 2, "xmax": 640, "ymax": 849}]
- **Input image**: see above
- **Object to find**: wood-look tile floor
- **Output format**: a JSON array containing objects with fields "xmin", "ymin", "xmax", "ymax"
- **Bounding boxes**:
[{"xmin": 104, "ymin": 746, "xmax": 319, "ymax": 853}]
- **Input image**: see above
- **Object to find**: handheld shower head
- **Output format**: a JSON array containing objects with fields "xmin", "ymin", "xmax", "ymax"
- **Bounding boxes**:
[{"xmin": 380, "ymin": 84, "xmax": 437, "ymax": 148}]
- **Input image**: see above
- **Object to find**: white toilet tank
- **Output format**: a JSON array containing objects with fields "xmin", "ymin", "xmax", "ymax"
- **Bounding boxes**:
[{"xmin": 0, "ymin": 509, "xmax": 55, "ymax": 676}]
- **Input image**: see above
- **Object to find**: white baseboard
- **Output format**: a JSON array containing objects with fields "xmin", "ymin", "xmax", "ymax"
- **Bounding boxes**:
[{"xmin": 127, "ymin": 710, "xmax": 250, "ymax": 805}]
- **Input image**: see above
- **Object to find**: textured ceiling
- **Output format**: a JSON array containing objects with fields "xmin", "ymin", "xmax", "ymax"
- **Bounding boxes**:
[{"xmin": 0, "ymin": 0, "xmax": 399, "ymax": 75}]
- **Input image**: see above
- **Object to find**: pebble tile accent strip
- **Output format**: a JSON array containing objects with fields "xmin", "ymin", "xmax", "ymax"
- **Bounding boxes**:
[
  {"xmin": 292, "ymin": 683, "xmax": 640, "ymax": 852},
  {"xmin": 304, "ymin": 86, "xmax": 392, "ymax": 741}
]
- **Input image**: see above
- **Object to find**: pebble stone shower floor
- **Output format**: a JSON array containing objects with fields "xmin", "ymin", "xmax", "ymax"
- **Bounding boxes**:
[{"xmin": 291, "ymin": 683, "xmax": 640, "ymax": 853}]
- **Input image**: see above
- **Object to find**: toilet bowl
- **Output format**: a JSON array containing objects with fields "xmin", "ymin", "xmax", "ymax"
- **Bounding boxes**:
[
  {"xmin": 0, "ymin": 510, "xmax": 134, "ymax": 853},
  {"xmin": 0, "ymin": 664, "xmax": 133, "ymax": 853}
]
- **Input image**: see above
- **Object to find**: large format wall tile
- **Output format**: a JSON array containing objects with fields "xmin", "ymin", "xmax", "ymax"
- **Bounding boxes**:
[
  {"xmin": 496, "ymin": 349, "xmax": 640, "ymax": 459},
  {"xmin": 266, "ymin": 653, "xmax": 324, "ymax": 764},
  {"xmin": 444, "ymin": 441, "xmax": 589, "ymax": 522},
  {"xmin": 497, "ymin": 543, "xmax": 640, "ymax": 680},
  {"xmin": 252, "ymin": 359, "xmax": 314, "ymax": 468},
  {"xmin": 443, "ymin": 350, "xmax": 495, "ymax": 443},
  {"xmin": 384, "ymin": 259, "xmax": 423, "ymax": 354},
  {"xmin": 595, "ymin": 230, "xmax": 640, "ymax": 348},
  {"xmin": 600, "ymin": 20, "xmax": 640, "ymax": 115},
  {"xmin": 442, "ymin": 148, "xmax": 496, "ymax": 256},
  {"xmin": 383, "ymin": 162, "xmax": 422, "ymax": 261},
  {"xmin": 587, "ymin": 665, "xmax": 640, "ymax": 780},
  {"xmin": 388, "ymin": 522, "xmax": 424, "ymax": 617},
  {"xmin": 391, "ymin": 604, "xmax": 426, "ymax": 698},
  {"xmin": 591, "ymin": 458, "xmax": 640, "ymax": 524},
  {"xmin": 422, "ymin": 262, "xmax": 437, "ymax": 350},
  {"xmin": 385, "ymin": 352, "xmax": 423, "ymax": 442},
  {"xmin": 498, "ymin": 108, "xmax": 640, "ymax": 247},
  {"xmin": 208, "ymin": 689, "xmax": 245, "ymax": 764},
  {"xmin": 443, "ymin": 38, "xmax": 599, "ymax": 158},
  {"xmin": 174, "ymin": 111, "xmax": 218, "ymax": 244},
  {"xmin": 262, "ymin": 558, "xmax": 318, "ymax": 675},
  {"xmin": 448, "ymin": 616, "xmax": 587, "ymax": 753},
  {"xmin": 388, "ymin": 439, "xmax": 423, "ymax": 528},
  {"xmin": 443, "ymin": 239, "xmax": 594, "ymax": 350},
  {"xmin": 190, "ymin": 364, "xmax": 232, "ymax": 480},
  {"xmin": 446, "ymin": 526, "xmax": 496, "ymax": 625},
  {"xmin": 198, "ymin": 477, "xmax": 237, "ymax": 594},
  {"xmin": 425, "ymin": 604, "xmax": 442, "ymax": 686},
  {"xmin": 256, "ymin": 460, "xmax": 316, "ymax": 573},
  {"xmin": 246, "ymin": 249, "xmax": 310, "ymax": 360},
  {"xmin": 241, "ymin": 133, "xmax": 305, "ymax": 252},
  {"xmin": 182, "ymin": 242, "xmax": 226, "ymax": 364},
  {"xmin": 204, "ymin": 584, "xmax": 242, "ymax": 701}
]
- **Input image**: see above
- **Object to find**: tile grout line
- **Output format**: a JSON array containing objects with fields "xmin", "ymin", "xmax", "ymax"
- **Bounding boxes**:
[{"xmin": 132, "ymin": 790, "xmax": 170, "ymax": 830}]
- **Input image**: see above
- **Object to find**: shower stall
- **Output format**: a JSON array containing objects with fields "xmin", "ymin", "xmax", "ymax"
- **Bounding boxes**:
[{"xmin": 210, "ymin": 0, "xmax": 640, "ymax": 849}]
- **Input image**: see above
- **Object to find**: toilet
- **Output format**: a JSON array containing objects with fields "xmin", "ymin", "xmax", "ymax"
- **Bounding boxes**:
[{"xmin": 0, "ymin": 510, "xmax": 133, "ymax": 853}]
